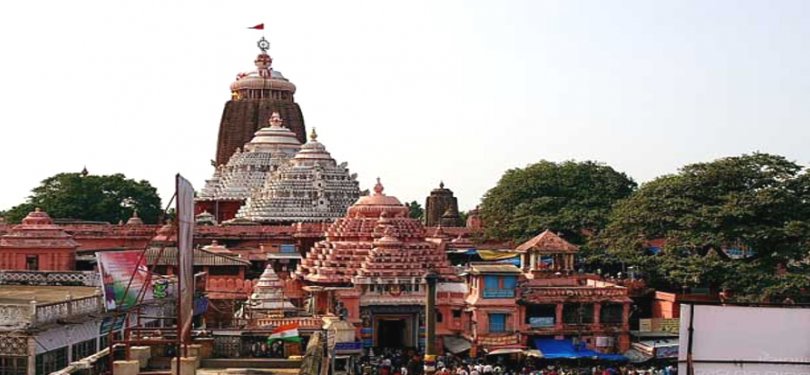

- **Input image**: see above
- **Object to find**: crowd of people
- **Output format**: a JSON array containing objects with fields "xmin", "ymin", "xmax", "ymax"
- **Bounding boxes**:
[{"xmin": 356, "ymin": 349, "xmax": 676, "ymax": 375}]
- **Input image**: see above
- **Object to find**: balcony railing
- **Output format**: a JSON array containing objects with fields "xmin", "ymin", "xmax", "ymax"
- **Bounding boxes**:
[
  {"xmin": 0, "ymin": 295, "xmax": 104, "ymax": 328},
  {"xmin": 483, "ymin": 289, "xmax": 515, "ymax": 298},
  {"xmin": 0, "ymin": 271, "xmax": 100, "ymax": 287}
]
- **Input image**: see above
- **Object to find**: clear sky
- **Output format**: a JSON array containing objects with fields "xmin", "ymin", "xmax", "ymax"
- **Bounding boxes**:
[{"xmin": 1, "ymin": 0, "xmax": 809, "ymax": 212}]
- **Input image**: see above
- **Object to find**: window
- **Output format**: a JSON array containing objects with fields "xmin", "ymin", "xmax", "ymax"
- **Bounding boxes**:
[
  {"xmin": 526, "ymin": 304, "xmax": 556, "ymax": 327},
  {"xmin": 26, "ymin": 255, "xmax": 38, "ymax": 271},
  {"xmin": 484, "ymin": 276, "xmax": 499, "ymax": 290},
  {"xmin": 71, "ymin": 339, "xmax": 98, "ymax": 361},
  {"xmin": 99, "ymin": 335, "xmax": 109, "ymax": 351},
  {"xmin": 489, "ymin": 313, "xmax": 507, "ymax": 333},
  {"xmin": 452, "ymin": 310, "xmax": 462, "ymax": 319},
  {"xmin": 563, "ymin": 303, "xmax": 594, "ymax": 324},
  {"xmin": 483, "ymin": 275, "xmax": 516, "ymax": 298},
  {"xmin": 436, "ymin": 311, "xmax": 443, "ymax": 323},
  {"xmin": 601, "ymin": 304, "xmax": 624, "ymax": 324},
  {"xmin": 503, "ymin": 276, "xmax": 517, "ymax": 289},
  {"xmin": 0, "ymin": 357, "xmax": 27, "ymax": 375},
  {"xmin": 36, "ymin": 347, "xmax": 67, "ymax": 375}
]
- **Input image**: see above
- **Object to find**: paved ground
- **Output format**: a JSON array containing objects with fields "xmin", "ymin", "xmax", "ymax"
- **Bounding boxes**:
[{"xmin": 196, "ymin": 368, "xmax": 299, "ymax": 375}]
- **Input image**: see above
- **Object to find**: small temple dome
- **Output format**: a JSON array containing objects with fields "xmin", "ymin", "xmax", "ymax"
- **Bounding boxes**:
[
  {"xmin": 292, "ymin": 128, "xmax": 333, "ymax": 162},
  {"xmin": 244, "ymin": 113, "xmax": 302, "ymax": 153},
  {"xmin": 195, "ymin": 210, "xmax": 217, "ymax": 226},
  {"xmin": 229, "ymin": 40, "xmax": 297, "ymax": 94},
  {"xmin": 22, "ymin": 208, "xmax": 54, "ymax": 226},
  {"xmin": 126, "ymin": 210, "xmax": 144, "ymax": 225},
  {"xmin": 349, "ymin": 179, "xmax": 407, "ymax": 218},
  {"xmin": 202, "ymin": 240, "xmax": 232, "ymax": 254}
]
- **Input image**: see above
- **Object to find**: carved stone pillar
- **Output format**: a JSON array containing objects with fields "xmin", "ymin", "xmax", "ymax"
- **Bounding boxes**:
[{"xmin": 592, "ymin": 303, "xmax": 602, "ymax": 331}]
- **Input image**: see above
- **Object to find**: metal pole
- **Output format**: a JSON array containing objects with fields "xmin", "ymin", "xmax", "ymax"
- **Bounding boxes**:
[
  {"xmin": 175, "ymin": 176, "xmax": 183, "ymax": 375},
  {"xmin": 424, "ymin": 271, "xmax": 438, "ymax": 375}
]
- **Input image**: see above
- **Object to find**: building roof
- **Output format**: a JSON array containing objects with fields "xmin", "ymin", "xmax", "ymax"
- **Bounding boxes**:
[
  {"xmin": 516, "ymin": 230, "xmax": 579, "ymax": 254},
  {"xmin": 0, "ymin": 209, "xmax": 79, "ymax": 250},
  {"xmin": 466, "ymin": 263, "xmax": 523, "ymax": 275},
  {"xmin": 145, "ymin": 247, "xmax": 250, "ymax": 267},
  {"xmin": 198, "ymin": 112, "xmax": 301, "ymax": 202},
  {"xmin": 0, "ymin": 285, "xmax": 98, "ymax": 305},
  {"xmin": 235, "ymin": 129, "xmax": 360, "ymax": 223},
  {"xmin": 296, "ymin": 180, "xmax": 457, "ymax": 286}
]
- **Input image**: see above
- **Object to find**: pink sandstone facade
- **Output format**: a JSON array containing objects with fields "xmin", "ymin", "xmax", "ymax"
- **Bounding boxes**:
[{"xmin": 0, "ymin": 209, "xmax": 78, "ymax": 271}]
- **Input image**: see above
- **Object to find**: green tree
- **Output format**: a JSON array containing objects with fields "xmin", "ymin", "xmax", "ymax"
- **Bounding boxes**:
[
  {"xmin": 406, "ymin": 201, "xmax": 424, "ymax": 221},
  {"xmin": 4, "ymin": 172, "xmax": 162, "ymax": 224},
  {"xmin": 595, "ymin": 153, "xmax": 810, "ymax": 302},
  {"xmin": 479, "ymin": 160, "xmax": 636, "ymax": 244}
]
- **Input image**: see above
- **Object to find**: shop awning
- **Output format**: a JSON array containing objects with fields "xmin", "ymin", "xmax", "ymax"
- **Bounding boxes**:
[
  {"xmin": 486, "ymin": 348, "xmax": 525, "ymax": 356},
  {"xmin": 477, "ymin": 249, "xmax": 521, "ymax": 261},
  {"xmin": 443, "ymin": 336, "xmax": 472, "ymax": 354},
  {"xmin": 533, "ymin": 338, "xmax": 627, "ymax": 361},
  {"xmin": 524, "ymin": 349, "xmax": 543, "ymax": 358}
]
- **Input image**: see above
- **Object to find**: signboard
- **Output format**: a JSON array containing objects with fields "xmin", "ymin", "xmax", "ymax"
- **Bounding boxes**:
[
  {"xmin": 639, "ymin": 318, "xmax": 678, "ymax": 333},
  {"xmin": 655, "ymin": 345, "xmax": 678, "ymax": 358},
  {"xmin": 639, "ymin": 319, "xmax": 652, "ymax": 332},
  {"xmin": 678, "ymin": 304, "xmax": 810, "ymax": 375},
  {"xmin": 334, "ymin": 342, "xmax": 363, "ymax": 354},
  {"xmin": 478, "ymin": 335, "xmax": 518, "ymax": 346},
  {"xmin": 97, "ymin": 250, "xmax": 153, "ymax": 311},
  {"xmin": 595, "ymin": 336, "xmax": 614, "ymax": 347},
  {"xmin": 529, "ymin": 317, "xmax": 555, "ymax": 328}
]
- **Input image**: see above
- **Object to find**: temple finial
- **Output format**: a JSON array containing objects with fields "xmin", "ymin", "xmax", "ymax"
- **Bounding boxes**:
[
  {"xmin": 439, "ymin": 181, "xmax": 444, "ymax": 189},
  {"xmin": 257, "ymin": 36, "xmax": 270, "ymax": 53},
  {"xmin": 374, "ymin": 178, "xmax": 384, "ymax": 195},
  {"xmin": 310, "ymin": 127, "xmax": 318, "ymax": 142},
  {"xmin": 269, "ymin": 112, "xmax": 283, "ymax": 127}
]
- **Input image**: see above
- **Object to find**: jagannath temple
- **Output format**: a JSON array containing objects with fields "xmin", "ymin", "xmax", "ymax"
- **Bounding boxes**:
[{"xmin": 0, "ymin": 36, "xmax": 659, "ymax": 375}]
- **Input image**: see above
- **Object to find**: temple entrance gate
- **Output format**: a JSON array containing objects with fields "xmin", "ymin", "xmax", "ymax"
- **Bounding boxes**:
[{"xmin": 373, "ymin": 315, "xmax": 415, "ymax": 348}]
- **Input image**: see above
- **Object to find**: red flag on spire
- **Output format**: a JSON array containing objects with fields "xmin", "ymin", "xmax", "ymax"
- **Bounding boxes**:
[{"xmin": 248, "ymin": 23, "xmax": 264, "ymax": 30}]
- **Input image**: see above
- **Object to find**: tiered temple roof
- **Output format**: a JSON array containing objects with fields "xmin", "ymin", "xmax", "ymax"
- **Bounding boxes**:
[
  {"xmin": 235, "ymin": 129, "xmax": 360, "ymax": 223},
  {"xmin": 247, "ymin": 265, "xmax": 296, "ymax": 317},
  {"xmin": 199, "ymin": 112, "xmax": 301, "ymax": 201},
  {"xmin": 0, "ymin": 209, "xmax": 79, "ymax": 250},
  {"xmin": 295, "ymin": 179, "xmax": 457, "ymax": 286}
]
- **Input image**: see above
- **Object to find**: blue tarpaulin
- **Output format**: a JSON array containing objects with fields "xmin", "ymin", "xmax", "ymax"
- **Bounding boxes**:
[{"xmin": 533, "ymin": 338, "xmax": 627, "ymax": 361}]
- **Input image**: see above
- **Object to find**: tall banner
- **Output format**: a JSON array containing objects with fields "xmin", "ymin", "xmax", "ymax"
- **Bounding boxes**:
[
  {"xmin": 97, "ymin": 250, "xmax": 153, "ymax": 311},
  {"xmin": 176, "ymin": 174, "xmax": 195, "ymax": 344}
]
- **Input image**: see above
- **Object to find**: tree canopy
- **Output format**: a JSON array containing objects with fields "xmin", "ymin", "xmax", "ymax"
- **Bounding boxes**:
[
  {"xmin": 479, "ymin": 160, "xmax": 637, "ymax": 244},
  {"xmin": 3, "ymin": 172, "xmax": 163, "ymax": 224},
  {"xmin": 595, "ymin": 153, "xmax": 810, "ymax": 302},
  {"xmin": 406, "ymin": 201, "xmax": 424, "ymax": 221}
]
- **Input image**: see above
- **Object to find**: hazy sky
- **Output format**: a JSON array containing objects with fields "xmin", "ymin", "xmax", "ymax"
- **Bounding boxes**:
[{"xmin": 1, "ymin": 1, "xmax": 809, "ymax": 212}]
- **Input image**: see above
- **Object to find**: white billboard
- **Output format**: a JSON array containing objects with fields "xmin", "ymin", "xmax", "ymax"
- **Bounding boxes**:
[{"xmin": 679, "ymin": 304, "xmax": 810, "ymax": 375}]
